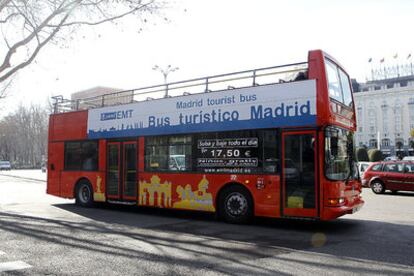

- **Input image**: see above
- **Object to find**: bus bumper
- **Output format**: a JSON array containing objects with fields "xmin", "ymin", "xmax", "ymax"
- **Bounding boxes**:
[{"xmin": 321, "ymin": 197, "xmax": 364, "ymax": 220}]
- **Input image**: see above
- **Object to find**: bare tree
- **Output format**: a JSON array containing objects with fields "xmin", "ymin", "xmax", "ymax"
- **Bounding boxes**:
[
  {"xmin": 0, "ymin": 103, "xmax": 49, "ymax": 167},
  {"xmin": 0, "ymin": 0, "xmax": 163, "ymax": 90}
]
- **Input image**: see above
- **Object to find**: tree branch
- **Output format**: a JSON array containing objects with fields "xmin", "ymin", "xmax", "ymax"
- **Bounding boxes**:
[
  {"xmin": 0, "ymin": 13, "xmax": 70, "ymax": 83},
  {"xmin": 51, "ymin": 0, "xmax": 155, "ymax": 27},
  {"xmin": 0, "ymin": 0, "xmax": 163, "ymax": 87},
  {"xmin": 0, "ymin": 0, "xmax": 13, "ymax": 13},
  {"xmin": 0, "ymin": 11, "xmax": 18, "ymax": 23},
  {"xmin": 0, "ymin": 3, "xmax": 67, "ymax": 73}
]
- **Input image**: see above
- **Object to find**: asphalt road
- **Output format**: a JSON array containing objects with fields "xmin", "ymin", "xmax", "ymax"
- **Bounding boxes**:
[{"xmin": 0, "ymin": 171, "xmax": 413, "ymax": 275}]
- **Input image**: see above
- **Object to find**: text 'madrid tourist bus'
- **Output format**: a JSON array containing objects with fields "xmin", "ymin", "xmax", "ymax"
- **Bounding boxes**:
[{"xmin": 47, "ymin": 50, "xmax": 363, "ymax": 223}]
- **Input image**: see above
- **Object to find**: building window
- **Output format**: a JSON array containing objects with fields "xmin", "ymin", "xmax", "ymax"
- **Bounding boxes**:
[
  {"xmin": 64, "ymin": 141, "xmax": 99, "ymax": 171},
  {"xmin": 381, "ymin": 101, "xmax": 388, "ymax": 134},
  {"xmin": 386, "ymin": 83, "xmax": 394, "ymax": 89},
  {"xmin": 394, "ymin": 100, "xmax": 403, "ymax": 133},
  {"xmin": 408, "ymin": 98, "xmax": 414, "ymax": 130},
  {"xmin": 381, "ymin": 139, "xmax": 390, "ymax": 147},
  {"xmin": 369, "ymin": 139, "xmax": 378, "ymax": 148},
  {"xmin": 368, "ymin": 102, "xmax": 377, "ymax": 134},
  {"xmin": 374, "ymin": 86, "xmax": 381, "ymax": 90},
  {"xmin": 357, "ymin": 106, "xmax": 363, "ymax": 121},
  {"xmin": 400, "ymin": 81, "xmax": 408, "ymax": 87},
  {"xmin": 395, "ymin": 139, "xmax": 404, "ymax": 148}
]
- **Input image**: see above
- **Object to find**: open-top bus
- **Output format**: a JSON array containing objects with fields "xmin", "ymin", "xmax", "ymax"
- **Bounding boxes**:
[{"xmin": 47, "ymin": 50, "xmax": 363, "ymax": 223}]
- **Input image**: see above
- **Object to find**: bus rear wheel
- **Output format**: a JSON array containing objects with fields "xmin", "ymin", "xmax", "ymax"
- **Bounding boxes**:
[
  {"xmin": 75, "ymin": 179, "xmax": 94, "ymax": 207},
  {"xmin": 219, "ymin": 185, "xmax": 253, "ymax": 224}
]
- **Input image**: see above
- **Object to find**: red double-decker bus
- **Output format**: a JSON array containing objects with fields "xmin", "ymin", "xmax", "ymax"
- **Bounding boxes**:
[{"xmin": 47, "ymin": 50, "xmax": 363, "ymax": 223}]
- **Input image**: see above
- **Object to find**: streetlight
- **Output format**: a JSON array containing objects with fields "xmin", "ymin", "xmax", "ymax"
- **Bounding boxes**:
[{"xmin": 152, "ymin": 64, "xmax": 179, "ymax": 97}]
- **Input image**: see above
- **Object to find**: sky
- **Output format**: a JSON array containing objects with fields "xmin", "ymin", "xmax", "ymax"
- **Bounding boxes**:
[{"xmin": 1, "ymin": 0, "xmax": 414, "ymax": 115}]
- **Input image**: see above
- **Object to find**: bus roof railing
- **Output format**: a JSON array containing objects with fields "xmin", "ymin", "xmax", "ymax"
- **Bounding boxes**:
[{"xmin": 52, "ymin": 61, "xmax": 308, "ymax": 114}]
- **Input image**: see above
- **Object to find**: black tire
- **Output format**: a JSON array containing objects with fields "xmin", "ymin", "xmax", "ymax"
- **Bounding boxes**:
[
  {"xmin": 218, "ymin": 185, "xmax": 253, "ymax": 224},
  {"xmin": 371, "ymin": 180, "xmax": 385, "ymax": 194},
  {"xmin": 75, "ymin": 179, "xmax": 94, "ymax": 207}
]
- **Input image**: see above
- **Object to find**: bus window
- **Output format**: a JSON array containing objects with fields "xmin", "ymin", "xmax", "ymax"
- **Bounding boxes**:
[
  {"xmin": 262, "ymin": 130, "xmax": 279, "ymax": 173},
  {"xmin": 145, "ymin": 136, "xmax": 169, "ymax": 171},
  {"xmin": 338, "ymin": 69, "xmax": 353, "ymax": 107},
  {"xmin": 325, "ymin": 58, "xmax": 353, "ymax": 108},
  {"xmin": 325, "ymin": 126, "xmax": 353, "ymax": 181},
  {"xmin": 325, "ymin": 60, "xmax": 343, "ymax": 103},
  {"xmin": 145, "ymin": 135, "xmax": 192, "ymax": 171},
  {"xmin": 196, "ymin": 129, "xmax": 278, "ymax": 174},
  {"xmin": 64, "ymin": 141, "xmax": 98, "ymax": 171},
  {"xmin": 168, "ymin": 136, "xmax": 192, "ymax": 171}
]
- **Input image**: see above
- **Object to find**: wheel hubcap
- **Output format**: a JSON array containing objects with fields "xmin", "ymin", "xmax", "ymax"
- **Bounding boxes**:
[
  {"xmin": 372, "ymin": 183, "xmax": 382, "ymax": 193},
  {"xmin": 225, "ymin": 192, "xmax": 247, "ymax": 217},
  {"xmin": 80, "ymin": 185, "xmax": 90, "ymax": 203}
]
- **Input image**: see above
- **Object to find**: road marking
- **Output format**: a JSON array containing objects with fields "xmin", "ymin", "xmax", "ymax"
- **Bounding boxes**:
[{"xmin": 0, "ymin": 261, "xmax": 32, "ymax": 272}]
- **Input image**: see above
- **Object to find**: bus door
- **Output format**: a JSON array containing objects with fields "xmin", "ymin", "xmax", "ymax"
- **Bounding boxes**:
[
  {"xmin": 106, "ymin": 141, "xmax": 138, "ymax": 201},
  {"xmin": 281, "ymin": 131, "xmax": 318, "ymax": 218}
]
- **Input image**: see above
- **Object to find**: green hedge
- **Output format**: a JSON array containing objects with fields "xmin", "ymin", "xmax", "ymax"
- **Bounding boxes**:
[
  {"xmin": 356, "ymin": 147, "xmax": 369, "ymax": 162},
  {"xmin": 368, "ymin": 149, "xmax": 383, "ymax": 162}
]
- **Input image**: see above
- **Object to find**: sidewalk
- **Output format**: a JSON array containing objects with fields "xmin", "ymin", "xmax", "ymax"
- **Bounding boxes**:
[{"xmin": 0, "ymin": 169, "xmax": 46, "ymax": 182}]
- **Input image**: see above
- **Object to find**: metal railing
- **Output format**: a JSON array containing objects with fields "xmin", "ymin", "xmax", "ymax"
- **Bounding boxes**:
[{"xmin": 52, "ymin": 62, "xmax": 308, "ymax": 114}]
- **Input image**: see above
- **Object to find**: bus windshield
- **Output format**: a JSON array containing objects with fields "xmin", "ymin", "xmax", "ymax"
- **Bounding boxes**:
[
  {"xmin": 325, "ymin": 59, "xmax": 353, "ymax": 108},
  {"xmin": 325, "ymin": 126, "xmax": 354, "ymax": 181}
]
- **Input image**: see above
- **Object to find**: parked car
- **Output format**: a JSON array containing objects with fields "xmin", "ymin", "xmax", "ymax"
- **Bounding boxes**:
[
  {"xmin": 0, "ymin": 160, "xmax": 11, "ymax": 170},
  {"xmin": 384, "ymin": 156, "xmax": 398, "ymax": 161},
  {"xmin": 402, "ymin": 156, "xmax": 414, "ymax": 161},
  {"xmin": 361, "ymin": 161, "xmax": 414, "ymax": 194}
]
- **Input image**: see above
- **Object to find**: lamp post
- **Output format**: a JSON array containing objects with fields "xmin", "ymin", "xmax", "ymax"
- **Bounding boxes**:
[{"xmin": 152, "ymin": 65, "xmax": 179, "ymax": 97}]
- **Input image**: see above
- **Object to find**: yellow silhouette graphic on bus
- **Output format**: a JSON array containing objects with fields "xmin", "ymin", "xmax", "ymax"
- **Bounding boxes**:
[
  {"xmin": 139, "ymin": 175, "xmax": 172, "ymax": 207},
  {"xmin": 94, "ymin": 175, "xmax": 106, "ymax": 202},
  {"xmin": 173, "ymin": 175, "xmax": 215, "ymax": 211}
]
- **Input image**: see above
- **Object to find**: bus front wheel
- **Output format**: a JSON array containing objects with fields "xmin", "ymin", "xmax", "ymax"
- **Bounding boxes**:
[
  {"xmin": 219, "ymin": 185, "xmax": 253, "ymax": 224},
  {"xmin": 75, "ymin": 179, "xmax": 94, "ymax": 207}
]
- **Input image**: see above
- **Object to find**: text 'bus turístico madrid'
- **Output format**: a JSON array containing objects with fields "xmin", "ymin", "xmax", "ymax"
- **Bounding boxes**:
[{"xmin": 47, "ymin": 50, "xmax": 364, "ymax": 223}]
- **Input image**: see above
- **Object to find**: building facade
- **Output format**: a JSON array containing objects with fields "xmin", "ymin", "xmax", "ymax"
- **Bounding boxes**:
[
  {"xmin": 353, "ymin": 76, "xmax": 414, "ymax": 157},
  {"xmin": 71, "ymin": 86, "xmax": 132, "ymax": 110}
]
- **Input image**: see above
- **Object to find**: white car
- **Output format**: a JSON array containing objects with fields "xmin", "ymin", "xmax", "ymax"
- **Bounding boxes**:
[
  {"xmin": 357, "ymin": 161, "xmax": 372, "ymax": 185},
  {"xmin": 0, "ymin": 160, "xmax": 11, "ymax": 170},
  {"xmin": 384, "ymin": 156, "xmax": 398, "ymax": 161},
  {"xmin": 402, "ymin": 156, "xmax": 414, "ymax": 161}
]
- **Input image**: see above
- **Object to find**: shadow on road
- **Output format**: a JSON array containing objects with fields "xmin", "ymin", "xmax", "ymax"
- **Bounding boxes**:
[{"xmin": 0, "ymin": 204, "xmax": 412, "ymax": 274}]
